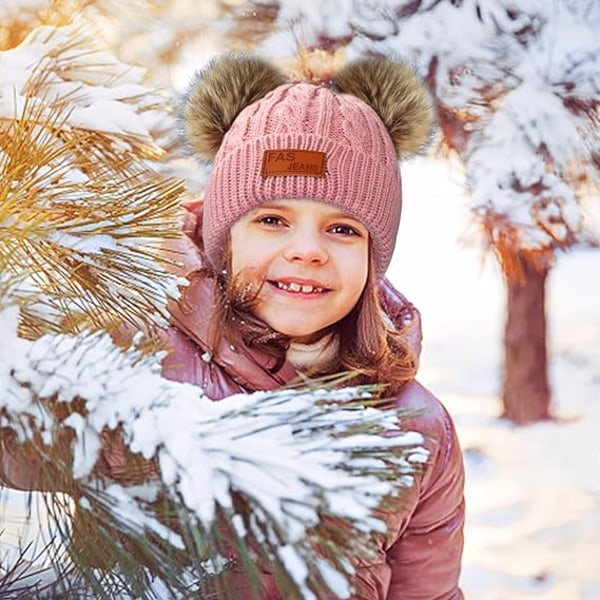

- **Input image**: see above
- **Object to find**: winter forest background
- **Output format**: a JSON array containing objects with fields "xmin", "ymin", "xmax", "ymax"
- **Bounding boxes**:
[{"xmin": 1, "ymin": 1, "xmax": 599, "ymax": 599}]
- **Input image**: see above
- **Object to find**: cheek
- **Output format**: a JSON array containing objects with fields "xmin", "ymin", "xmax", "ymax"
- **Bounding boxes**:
[
  {"xmin": 230, "ymin": 242, "xmax": 268, "ymax": 279},
  {"xmin": 354, "ymin": 247, "xmax": 370, "ymax": 288},
  {"xmin": 340, "ymin": 248, "xmax": 369, "ymax": 310},
  {"xmin": 354, "ymin": 270, "xmax": 369, "ymax": 304},
  {"xmin": 229, "ymin": 219, "xmax": 275, "ymax": 274},
  {"xmin": 229, "ymin": 228, "xmax": 253, "ymax": 275},
  {"xmin": 230, "ymin": 245, "xmax": 243, "ymax": 276},
  {"xmin": 229, "ymin": 233, "xmax": 271, "ymax": 291}
]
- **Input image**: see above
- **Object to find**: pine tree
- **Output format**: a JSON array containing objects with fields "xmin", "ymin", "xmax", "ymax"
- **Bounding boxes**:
[{"xmin": 381, "ymin": 0, "xmax": 600, "ymax": 424}]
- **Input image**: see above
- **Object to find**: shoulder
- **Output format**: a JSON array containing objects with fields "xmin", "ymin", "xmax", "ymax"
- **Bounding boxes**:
[
  {"xmin": 159, "ymin": 326, "xmax": 246, "ymax": 400},
  {"xmin": 394, "ymin": 380, "xmax": 454, "ymax": 435}
]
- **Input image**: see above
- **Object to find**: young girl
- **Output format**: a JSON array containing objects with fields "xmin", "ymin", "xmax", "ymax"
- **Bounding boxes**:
[
  {"xmin": 1, "ymin": 52, "xmax": 465, "ymax": 599},
  {"xmin": 159, "ymin": 53, "xmax": 465, "ymax": 599}
]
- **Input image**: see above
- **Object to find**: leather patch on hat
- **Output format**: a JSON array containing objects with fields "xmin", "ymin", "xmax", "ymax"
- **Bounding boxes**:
[{"xmin": 261, "ymin": 149, "xmax": 326, "ymax": 177}]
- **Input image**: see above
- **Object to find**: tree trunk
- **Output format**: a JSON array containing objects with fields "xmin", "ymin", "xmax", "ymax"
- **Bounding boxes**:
[{"xmin": 502, "ymin": 258, "xmax": 552, "ymax": 424}]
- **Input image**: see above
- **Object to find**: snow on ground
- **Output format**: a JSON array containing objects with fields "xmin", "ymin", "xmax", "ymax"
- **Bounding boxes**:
[
  {"xmin": 1, "ymin": 158, "xmax": 599, "ymax": 599},
  {"xmin": 390, "ymin": 158, "xmax": 600, "ymax": 600}
]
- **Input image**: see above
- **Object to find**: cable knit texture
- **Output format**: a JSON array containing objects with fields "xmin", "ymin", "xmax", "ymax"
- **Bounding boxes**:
[{"xmin": 203, "ymin": 83, "xmax": 402, "ymax": 278}]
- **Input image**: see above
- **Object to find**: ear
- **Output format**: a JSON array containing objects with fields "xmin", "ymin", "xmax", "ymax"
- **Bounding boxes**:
[
  {"xmin": 332, "ymin": 57, "xmax": 434, "ymax": 158},
  {"xmin": 181, "ymin": 53, "xmax": 287, "ymax": 160}
]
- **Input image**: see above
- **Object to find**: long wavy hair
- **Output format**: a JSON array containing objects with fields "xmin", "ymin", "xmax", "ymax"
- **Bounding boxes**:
[{"xmin": 201, "ymin": 237, "xmax": 417, "ymax": 397}]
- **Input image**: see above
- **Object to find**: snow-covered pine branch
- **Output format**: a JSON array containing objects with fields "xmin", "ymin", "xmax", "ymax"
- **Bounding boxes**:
[
  {"xmin": 0, "ymin": 22, "xmax": 189, "ymax": 336},
  {"xmin": 0, "ymin": 21, "xmax": 174, "ymax": 160},
  {"xmin": 0, "ymin": 304, "xmax": 427, "ymax": 599},
  {"xmin": 352, "ymin": 0, "xmax": 600, "ymax": 255}
]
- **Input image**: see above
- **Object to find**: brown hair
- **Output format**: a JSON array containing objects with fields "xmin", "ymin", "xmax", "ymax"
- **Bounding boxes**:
[
  {"xmin": 335, "ymin": 255, "xmax": 418, "ymax": 396},
  {"xmin": 205, "ymin": 242, "xmax": 417, "ymax": 398}
]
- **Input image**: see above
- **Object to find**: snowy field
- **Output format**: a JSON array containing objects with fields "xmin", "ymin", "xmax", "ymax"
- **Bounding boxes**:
[{"xmin": 1, "ymin": 159, "xmax": 598, "ymax": 599}]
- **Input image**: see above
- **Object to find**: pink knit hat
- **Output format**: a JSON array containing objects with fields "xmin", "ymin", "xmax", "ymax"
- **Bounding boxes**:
[{"xmin": 182, "ymin": 54, "xmax": 433, "ymax": 279}]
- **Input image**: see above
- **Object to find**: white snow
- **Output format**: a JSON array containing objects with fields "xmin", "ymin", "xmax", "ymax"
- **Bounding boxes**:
[
  {"xmin": 0, "ymin": 0, "xmax": 48, "ymax": 15},
  {"xmin": 0, "ymin": 319, "xmax": 426, "ymax": 596},
  {"xmin": 351, "ymin": 0, "xmax": 599, "ymax": 257},
  {"xmin": 0, "ymin": 23, "xmax": 167, "ymax": 146}
]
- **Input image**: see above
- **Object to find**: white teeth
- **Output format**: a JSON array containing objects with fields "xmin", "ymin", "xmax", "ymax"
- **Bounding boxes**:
[{"xmin": 275, "ymin": 281, "xmax": 324, "ymax": 293}]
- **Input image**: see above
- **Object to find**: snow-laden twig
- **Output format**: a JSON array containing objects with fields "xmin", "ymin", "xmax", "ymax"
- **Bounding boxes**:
[
  {"xmin": 0, "ymin": 23, "xmax": 188, "ymax": 337},
  {"xmin": 0, "ymin": 308, "xmax": 427, "ymax": 599}
]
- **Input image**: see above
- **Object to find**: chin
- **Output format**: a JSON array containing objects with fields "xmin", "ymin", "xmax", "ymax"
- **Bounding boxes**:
[
  {"xmin": 260, "ymin": 309, "xmax": 335, "ymax": 340},
  {"xmin": 274, "ymin": 323, "xmax": 331, "ymax": 343},
  {"xmin": 280, "ymin": 327, "xmax": 318, "ymax": 339},
  {"xmin": 266, "ymin": 320, "xmax": 315, "ymax": 338}
]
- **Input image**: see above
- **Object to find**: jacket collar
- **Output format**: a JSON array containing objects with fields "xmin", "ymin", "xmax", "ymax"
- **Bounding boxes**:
[{"xmin": 168, "ymin": 272, "xmax": 298, "ymax": 392}]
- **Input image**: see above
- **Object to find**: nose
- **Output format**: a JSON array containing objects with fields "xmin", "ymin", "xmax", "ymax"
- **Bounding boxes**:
[{"xmin": 283, "ymin": 227, "xmax": 328, "ymax": 265}]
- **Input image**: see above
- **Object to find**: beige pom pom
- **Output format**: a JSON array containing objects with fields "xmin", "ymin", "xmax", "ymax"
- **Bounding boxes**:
[
  {"xmin": 182, "ymin": 53, "xmax": 287, "ymax": 160},
  {"xmin": 332, "ymin": 57, "xmax": 435, "ymax": 158}
]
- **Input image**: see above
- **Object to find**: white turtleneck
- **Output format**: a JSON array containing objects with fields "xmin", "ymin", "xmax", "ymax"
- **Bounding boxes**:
[{"xmin": 286, "ymin": 333, "xmax": 340, "ymax": 373}]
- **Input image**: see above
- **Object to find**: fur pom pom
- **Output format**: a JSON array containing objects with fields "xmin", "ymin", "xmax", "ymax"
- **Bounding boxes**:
[
  {"xmin": 182, "ymin": 53, "xmax": 287, "ymax": 160},
  {"xmin": 332, "ymin": 58, "xmax": 434, "ymax": 158}
]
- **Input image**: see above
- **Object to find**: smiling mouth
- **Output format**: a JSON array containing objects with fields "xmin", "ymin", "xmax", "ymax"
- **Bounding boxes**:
[{"xmin": 271, "ymin": 281, "xmax": 327, "ymax": 294}]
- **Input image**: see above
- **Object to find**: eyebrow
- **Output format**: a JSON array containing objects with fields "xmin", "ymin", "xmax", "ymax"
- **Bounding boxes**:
[
  {"xmin": 254, "ymin": 203, "xmax": 361, "ymax": 222},
  {"xmin": 252, "ymin": 203, "xmax": 287, "ymax": 211},
  {"xmin": 327, "ymin": 210, "xmax": 362, "ymax": 222}
]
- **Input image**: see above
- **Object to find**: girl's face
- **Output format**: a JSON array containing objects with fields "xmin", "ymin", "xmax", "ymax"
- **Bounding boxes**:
[{"xmin": 230, "ymin": 199, "xmax": 369, "ymax": 342}]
